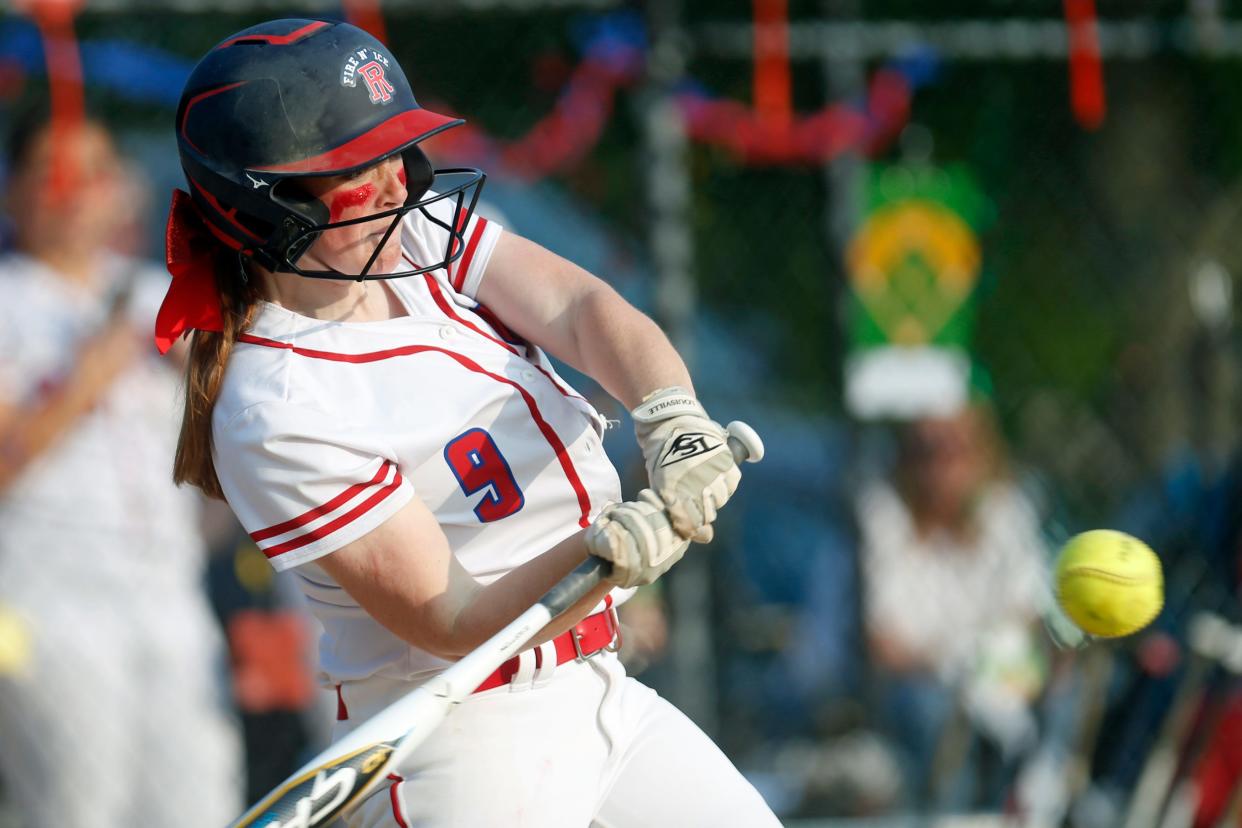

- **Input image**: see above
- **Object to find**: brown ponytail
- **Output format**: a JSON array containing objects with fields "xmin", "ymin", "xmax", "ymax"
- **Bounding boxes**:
[{"xmin": 173, "ymin": 254, "xmax": 265, "ymax": 499}]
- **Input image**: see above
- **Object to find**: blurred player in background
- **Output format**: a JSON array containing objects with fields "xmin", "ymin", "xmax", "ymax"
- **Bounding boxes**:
[
  {"xmin": 858, "ymin": 401, "xmax": 1049, "ymax": 809},
  {"xmin": 0, "ymin": 111, "xmax": 241, "ymax": 826},
  {"xmin": 161, "ymin": 19, "xmax": 778, "ymax": 827}
]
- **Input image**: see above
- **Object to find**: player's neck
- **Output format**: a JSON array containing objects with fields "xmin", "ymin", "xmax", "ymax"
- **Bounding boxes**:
[{"xmin": 262, "ymin": 271, "xmax": 405, "ymax": 323}]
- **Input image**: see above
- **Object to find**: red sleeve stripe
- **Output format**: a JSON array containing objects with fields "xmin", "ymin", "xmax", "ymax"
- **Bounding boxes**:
[
  {"xmin": 250, "ymin": 461, "xmax": 392, "ymax": 542},
  {"xmin": 445, "ymin": 211, "xmax": 471, "ymax": 289},
  {"xmin": 451, "ymin": 217, "xmax": 488, "ymax": 292},
  {"xmin": 258, "ymin": 466, "xmax": 406, "ymax": 559}
]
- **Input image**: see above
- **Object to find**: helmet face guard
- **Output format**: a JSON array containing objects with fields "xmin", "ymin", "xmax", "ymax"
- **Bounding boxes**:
[
  {"xmin": 175, "ymin": 18, "xmax": 484, "ymax": 281},
  {"xmin": 269, "ymin": 163, "xmax": 486, "ymax": 282}
]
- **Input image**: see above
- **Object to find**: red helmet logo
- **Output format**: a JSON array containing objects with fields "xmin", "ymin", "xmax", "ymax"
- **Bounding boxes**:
[
  {"xmin": 359, "ymin": 61, "xmax": 394, "ymax": 104},
  {"xmin": 340, "ymin": 47, "xmax": 395, "ymax": 105}
]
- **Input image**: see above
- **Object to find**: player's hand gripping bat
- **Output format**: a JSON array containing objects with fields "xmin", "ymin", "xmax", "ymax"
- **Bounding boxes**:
[{"xmin": 227, "ymin": 420, "xmax": 765, "ymax": 828}]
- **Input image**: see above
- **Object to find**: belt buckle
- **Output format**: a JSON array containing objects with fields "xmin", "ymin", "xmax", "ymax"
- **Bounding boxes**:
[{"xmin": 573, "ymin": 605, "xmax": 624, "ymax": 662}]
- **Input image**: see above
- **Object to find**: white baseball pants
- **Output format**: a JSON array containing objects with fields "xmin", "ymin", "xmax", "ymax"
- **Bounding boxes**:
[{"xmin": 338, "ymin": 651, "xmax": 780, "ymax": 827}]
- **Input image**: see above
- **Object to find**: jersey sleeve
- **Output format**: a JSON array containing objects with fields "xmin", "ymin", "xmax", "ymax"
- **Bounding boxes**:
[
  {"xmin": 214, "ymin": 401, "xmax": 415, "ymax": 572},
  {"xmin": 401, "ymin": 194, "xmax": 503, "ymax": 299}
]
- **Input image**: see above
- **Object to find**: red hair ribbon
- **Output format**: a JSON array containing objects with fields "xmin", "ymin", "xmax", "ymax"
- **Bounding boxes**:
[{"xmin": 154, "ymin": 188, "xmax": 226, "ymax": 354}]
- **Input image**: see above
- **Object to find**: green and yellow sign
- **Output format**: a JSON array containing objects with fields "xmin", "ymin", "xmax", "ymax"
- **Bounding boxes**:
[{"xmin": 844, "ymin": 164, "xmax": 992, "ymax": 418}]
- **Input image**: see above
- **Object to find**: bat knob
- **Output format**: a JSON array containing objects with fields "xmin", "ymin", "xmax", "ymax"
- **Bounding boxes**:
[{"xmin": 725, "ymin": 421, "xmax": 764, "ymax": 464}]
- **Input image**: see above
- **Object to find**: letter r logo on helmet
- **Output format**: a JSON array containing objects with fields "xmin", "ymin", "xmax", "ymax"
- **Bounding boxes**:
[
  {"xmin": 174, "ymin": 18, "xmax": 486, "ymax": 280},
  {"xmin": 359, "ymin": 62, "xmax": 394, "ymax": 104}
]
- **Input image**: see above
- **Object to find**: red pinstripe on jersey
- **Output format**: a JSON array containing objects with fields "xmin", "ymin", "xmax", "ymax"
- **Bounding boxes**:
[
  {"xmin": 248, "ymin": 460, "xmax": 404, "ymax": 558},
  {"xmin": 236, "ymin": 334, "xmax": 594, "ymax": 528},
  {"xmin": 420, "ymin": 269, "xmax": 520, "ymax": 356},
  {"xmin": 471, "ymin": 302, "xmax": 525, "ymax": 347},
  {"xmin": 408, "ymin": 251, "xmax": 587, "ymax": 403}
]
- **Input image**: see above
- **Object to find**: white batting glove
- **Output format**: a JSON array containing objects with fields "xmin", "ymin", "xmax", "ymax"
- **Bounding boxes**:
[
  {"xmin": 631, "ymin": 387, "xmax": 740, "ymax": 543},
  {"xmin": 585, "ymin": 490, "xmax": 690, "ymax": 589}
]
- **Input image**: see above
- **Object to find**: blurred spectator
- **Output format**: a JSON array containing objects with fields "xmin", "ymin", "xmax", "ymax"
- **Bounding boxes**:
[
  {"xmin": 0, "ymin": 111, "xmax": 241, "ymax": 826},
  {"xmin": 858, "ymin": 402, "xmax": 1049, "ymax": 809}
]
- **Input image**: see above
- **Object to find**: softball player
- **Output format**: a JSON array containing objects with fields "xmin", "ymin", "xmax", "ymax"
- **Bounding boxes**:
[
  {"xmin": 0, "ymin": 116, "xmax": 240, "ymax": 826},
  {"xmin": 160, "ymin": 19, "xmax": 779, "ymax": 827}
]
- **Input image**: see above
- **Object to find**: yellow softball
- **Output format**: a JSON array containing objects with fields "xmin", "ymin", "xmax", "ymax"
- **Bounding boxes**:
[{"xmin": 1055, "ymin": 530, "xmax": 1164, "ymax": 638}]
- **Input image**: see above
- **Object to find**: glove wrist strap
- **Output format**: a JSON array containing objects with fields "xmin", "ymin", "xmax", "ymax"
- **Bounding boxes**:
[{"xmin": 631, "ymin": 386, "xmax": 707, "ymax": 425}]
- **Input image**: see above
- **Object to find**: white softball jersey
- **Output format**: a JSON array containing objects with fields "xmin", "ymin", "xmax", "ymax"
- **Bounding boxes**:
[
  {"xmin": 212, "ymin": 202, "xmax": 626, "ymax": 686},
  {"xmin": 0, "ymin": 253, "xmax": 241, "ymax": 827}
]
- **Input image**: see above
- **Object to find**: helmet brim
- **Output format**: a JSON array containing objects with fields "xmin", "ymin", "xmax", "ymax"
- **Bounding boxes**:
[{"xmin": 250, "ymin": 108, "xmax": 463, "ymax": 176}]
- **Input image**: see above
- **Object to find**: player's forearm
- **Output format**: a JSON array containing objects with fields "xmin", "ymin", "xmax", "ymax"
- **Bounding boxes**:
[
  {"xmin": 569, "ymin": 287, "xmax": 694, "ymax": 409},
  {"xmin": 323, "ymin": 501, "xmax": 612, "ymax": 660},
  {"xmin": 444, "ymin": 530, "xmax": 612, "ymax": 657}
]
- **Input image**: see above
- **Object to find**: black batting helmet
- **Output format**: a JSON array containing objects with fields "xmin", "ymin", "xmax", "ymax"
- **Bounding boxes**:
[{"xmin": 176, "ymin": 18, "xmax": 484, "ymax": 279}]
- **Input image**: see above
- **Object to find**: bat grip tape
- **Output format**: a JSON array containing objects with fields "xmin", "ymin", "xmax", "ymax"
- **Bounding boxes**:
[{"xmin": 540, "ymin": 557, "xmax": 607, "ymax": 616}]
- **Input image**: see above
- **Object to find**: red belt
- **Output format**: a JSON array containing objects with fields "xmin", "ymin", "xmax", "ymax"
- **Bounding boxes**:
[{"xmin": 473, "ymin": 598, "xmax": 621, "ymax": 694}]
